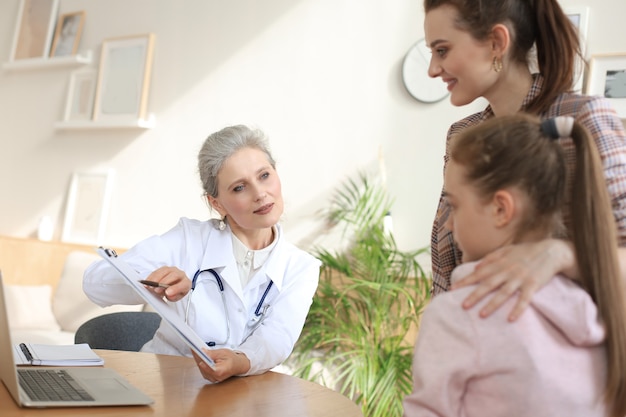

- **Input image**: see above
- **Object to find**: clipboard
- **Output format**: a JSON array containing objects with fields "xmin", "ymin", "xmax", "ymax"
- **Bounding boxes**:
[{"xmin": 96, "ymin": 247, "xmax": 217, "ymax": 370}]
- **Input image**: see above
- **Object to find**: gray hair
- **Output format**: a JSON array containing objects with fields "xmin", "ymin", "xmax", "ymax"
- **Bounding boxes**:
[{"xmin": 198, "ymin": 125, "xmax": 276, "ymax": 197}]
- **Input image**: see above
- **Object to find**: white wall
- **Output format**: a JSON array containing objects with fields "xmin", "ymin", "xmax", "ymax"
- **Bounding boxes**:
[{"xmin": 0, "ymin": 0, "xmax": 623, "ymax": 264}]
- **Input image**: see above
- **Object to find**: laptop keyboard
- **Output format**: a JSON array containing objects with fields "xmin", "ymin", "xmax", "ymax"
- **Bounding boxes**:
[{"xmin": 18, "ymin": 369, "xmax": 94, "ymax": 402}]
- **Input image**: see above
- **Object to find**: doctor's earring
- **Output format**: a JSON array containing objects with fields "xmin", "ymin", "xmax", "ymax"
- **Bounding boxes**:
[{"xmin": 218, "ymin": 217, "xmax": 226, "ymax": 231}]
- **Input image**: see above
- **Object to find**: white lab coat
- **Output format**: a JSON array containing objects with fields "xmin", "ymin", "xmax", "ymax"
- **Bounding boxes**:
[{"xmin": 83, "ymin": 217, "xmax": 321, "ymax": 375}]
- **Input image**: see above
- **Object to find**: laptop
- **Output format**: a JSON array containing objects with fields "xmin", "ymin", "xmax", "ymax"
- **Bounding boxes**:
[{"xmin": 0, "ymin": 271, "xmax": 153, "ymax": 408}]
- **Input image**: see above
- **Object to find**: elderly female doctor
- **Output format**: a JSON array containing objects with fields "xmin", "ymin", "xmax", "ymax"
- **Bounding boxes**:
[{"xmin": 83, "ymin": 125, "xmax": 321, "ymax": 383}]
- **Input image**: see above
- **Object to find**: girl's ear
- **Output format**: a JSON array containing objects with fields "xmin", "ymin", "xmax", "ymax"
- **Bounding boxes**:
[
  {"xmin": 490, "ymin": 23, "xmax": 511, "ymax": 55},
  {"xmin": 491, "ymin": 189, "xmax": 516, "ymax": 228}
]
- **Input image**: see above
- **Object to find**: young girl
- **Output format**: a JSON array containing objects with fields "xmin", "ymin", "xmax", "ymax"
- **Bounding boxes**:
[
  {"xmin": 403, "ymin": 114, "xmax": 626, "ymax": 417},
  {"xmin": 424, "ymin": 0, "xmax": 626, "ymax": 320}
]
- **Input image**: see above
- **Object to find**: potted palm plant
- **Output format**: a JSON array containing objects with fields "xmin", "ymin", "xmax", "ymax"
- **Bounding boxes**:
[{"xmin": 290, "ymin": 172, "xmax": 431, "ymax": 417}]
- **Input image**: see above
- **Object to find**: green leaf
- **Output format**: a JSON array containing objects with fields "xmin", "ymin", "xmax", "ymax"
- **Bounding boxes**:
[{"xmin": 290, "ymin": 171, "xmax": 431, "ymax": 417}]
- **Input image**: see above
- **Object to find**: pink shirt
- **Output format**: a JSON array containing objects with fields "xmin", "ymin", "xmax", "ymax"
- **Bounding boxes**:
[{"xmin": 403, "ymin": 262, "xmax": 607, "ymax": 417}]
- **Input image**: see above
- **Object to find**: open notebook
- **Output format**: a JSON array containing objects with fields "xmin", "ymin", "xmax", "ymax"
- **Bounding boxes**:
[
  {"xmin": 14, "ymin": 343, "xmax": 104, "ymax": 366},
  {"xmin": 0, "ymin": 271, "xmax": 153, "ymax": 408}
]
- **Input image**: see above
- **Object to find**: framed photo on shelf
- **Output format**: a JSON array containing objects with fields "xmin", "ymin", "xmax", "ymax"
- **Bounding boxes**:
[
  {"xmin": 564, "ymin": 6, "xmax": 590, "ymax": 93},
  {"xmin": 586, "ymin": 54, "xmax": 626, "ymax": 119},
  {"xmin": 92, "ymin": 33, "xmax": 155, "ymax": 123},
  {"xmin": 63, "ymin": 68, "xmax": 96, "ymax": 121},
  {"xmin": 62, "ymin": 170, "xmax": 115, "ymax": 245},
  {"xmin": 49, "ymin": 11, "xmax": 85, "ymax": 57},
  {"xmin": 9, "ymin": 0, "xmax": 59, "ymax": 61}
]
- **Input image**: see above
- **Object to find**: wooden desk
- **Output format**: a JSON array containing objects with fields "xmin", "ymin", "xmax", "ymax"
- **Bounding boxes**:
[{"xmin": 0, "ymin": 350, "xmax": 364, "ymax": 417}]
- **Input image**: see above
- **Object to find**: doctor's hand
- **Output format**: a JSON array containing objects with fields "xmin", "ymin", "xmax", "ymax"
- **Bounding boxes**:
[
  {"xmin": 452, "ymin": 239, "xmax": 575, "ymax": 321},
  {"xmin": 192, "ymin": 349, "xmax": 251, "ymax": 383},
  {"xmin": 142, "ymin": 266, "xmax": 192, "ymax": 302}
]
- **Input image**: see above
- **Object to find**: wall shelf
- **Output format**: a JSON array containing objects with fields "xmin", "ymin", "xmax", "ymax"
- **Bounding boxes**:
[
  {"xmin": 54, "ymin": 114, "xmax": 156, "ymax": 131},
  {"xmin": 2, "ymin": 51, "xmax": 93, "ymax": 72}
]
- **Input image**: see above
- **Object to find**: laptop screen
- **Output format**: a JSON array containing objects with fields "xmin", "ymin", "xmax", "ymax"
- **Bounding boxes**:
[{"xmin": 0, "ymin": 271, "xmax": 29, "ymax": 404}]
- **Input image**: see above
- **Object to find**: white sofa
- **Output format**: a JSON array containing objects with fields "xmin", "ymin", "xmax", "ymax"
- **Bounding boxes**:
[{"xmin": 6, "ymin": 251, "xmax": 144, "ymax": 345}]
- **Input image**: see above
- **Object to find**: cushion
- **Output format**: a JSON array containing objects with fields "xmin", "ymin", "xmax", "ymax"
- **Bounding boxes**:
[
  {"xmin": 52, "ymin": 251, "xmax": 143, "ymax": 332},
  {"xmin": 10, "ymin": 329, "xmax": 75, "ymax": 345},
  {"xmin": 4, "ymin": 284, "xmax": 61, "ymax": 331}
]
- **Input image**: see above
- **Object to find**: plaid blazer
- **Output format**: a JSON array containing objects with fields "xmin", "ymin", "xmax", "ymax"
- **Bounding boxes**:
[{"xmin": 431, "ymin": 74, "xmax": 626, "ymax": 295}]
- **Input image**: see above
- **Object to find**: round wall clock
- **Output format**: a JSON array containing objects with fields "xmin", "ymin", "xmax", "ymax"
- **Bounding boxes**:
[{"xmin": 402, "ymin": 38, "xmax": 450, "ymax": 103}]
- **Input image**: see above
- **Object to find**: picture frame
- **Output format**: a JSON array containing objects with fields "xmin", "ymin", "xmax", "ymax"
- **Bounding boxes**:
[
  {"xmin": 49, "ymin": 10, "xmax": 85, "ymax": 57},
  {"xmin": 9, "ymin": 0, "xmax": 59, "ymax": 61},
  {"xmin": 92, "ymin": 33, "xmax": 155, "ymax": 123},
  {"xmin": 565, "ymin": 6, "xmax": 590, "ymax": 39},
  {"xmin": 586, "ymin": 54, "xmax": 626, "ymax": 119},
  {"xmin": 63, "ymin": 68, "xmax": 96, "ymax": 121},
  {"xmin": 564, "ymin": 6, "xmax": 590, "ymax": 93},
  {"xmin": 62, "ymin": 170, "xmax": 115, "ymax": 245}
]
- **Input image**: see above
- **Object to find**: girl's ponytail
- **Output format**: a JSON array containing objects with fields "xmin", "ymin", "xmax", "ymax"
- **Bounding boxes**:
[{"xmin": 566, "ymin": 118, "xmax": 626, "ymax": 417}]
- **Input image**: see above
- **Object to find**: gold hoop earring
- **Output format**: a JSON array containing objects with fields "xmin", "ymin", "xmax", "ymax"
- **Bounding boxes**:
[{"xmin": 492, "ymin": 56, "xmax": 503, "ymax": 73}]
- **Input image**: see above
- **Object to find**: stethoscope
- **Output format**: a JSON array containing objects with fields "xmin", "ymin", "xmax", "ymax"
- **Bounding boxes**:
[{"xmin": 184, "ymin": 268, "xmax": 274, "ymax": 347}]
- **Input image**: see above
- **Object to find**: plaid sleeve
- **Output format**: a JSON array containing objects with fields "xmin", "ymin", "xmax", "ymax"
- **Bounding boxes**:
[
  {"xmin": 431, "ymin": 196, "xmax": 459, "ymax": 295},
  {"xmin": 431, "ymin": 113, "xmax": 488, "ymax": 294}
]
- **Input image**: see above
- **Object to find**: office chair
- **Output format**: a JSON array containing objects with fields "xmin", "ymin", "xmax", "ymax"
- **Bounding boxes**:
[{"xmin": 74, "ymin": 311, "xmax": 161, "ymax": 351}]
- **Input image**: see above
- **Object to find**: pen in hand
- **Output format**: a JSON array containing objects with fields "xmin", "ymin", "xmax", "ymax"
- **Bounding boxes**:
[{"xmin": 139, "ymin": 279, "xmax": 171, "ymax": 289}]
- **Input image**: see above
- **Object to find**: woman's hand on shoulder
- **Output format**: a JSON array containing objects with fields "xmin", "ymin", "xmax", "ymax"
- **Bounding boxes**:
[
  {"xmin": 144, "ymin": 266, "xmax": 192, "ymax": 302},
  {"xmin": 452, "ymin": 239, "xmax": 576, "ymax": 321}
]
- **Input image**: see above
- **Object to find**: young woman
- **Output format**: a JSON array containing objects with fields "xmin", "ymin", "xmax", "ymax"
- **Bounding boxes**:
[
  {"xmin": 403, "ymin": 114, "xmax": 626, "ymax": 417},
  {"xmin": 83, "ymin": 125, "xmax": 320, "ymax": 383},
  {"xmin": 424, "ymin": 0, "xmax": 626, "ymax": 320}
]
